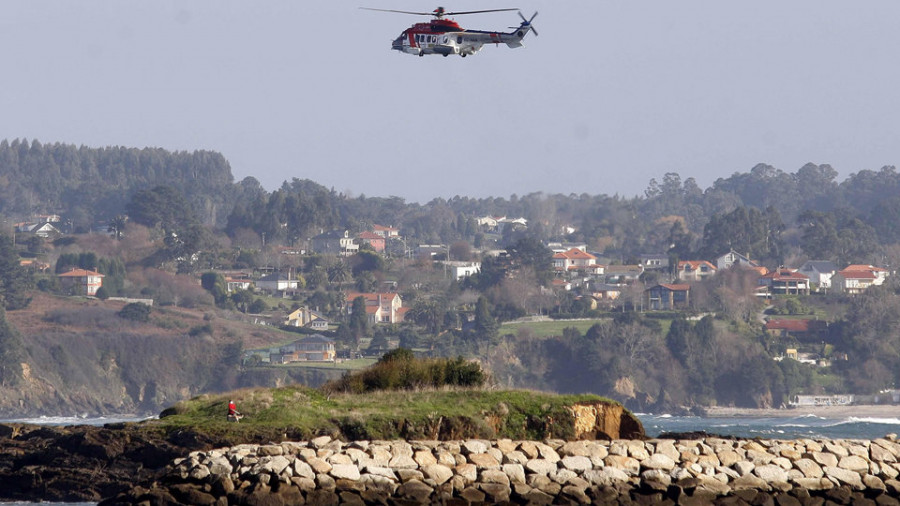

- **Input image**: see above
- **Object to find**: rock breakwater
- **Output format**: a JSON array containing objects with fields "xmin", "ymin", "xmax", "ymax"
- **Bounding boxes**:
[{"xmin": 105, "ymin": 434, "xmax": 900, "ymax": 505}]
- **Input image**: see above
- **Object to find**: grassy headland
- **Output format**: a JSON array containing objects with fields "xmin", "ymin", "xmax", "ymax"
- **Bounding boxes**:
[{"xmin": 156, "ymin": 385, "xmax": 631, "ymax": 442}]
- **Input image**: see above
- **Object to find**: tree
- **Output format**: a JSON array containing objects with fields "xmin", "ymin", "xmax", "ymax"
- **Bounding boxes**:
[
  {"xmin": 346, "ymin": 296, "xmax": 370, "ymax": 351},
  {"xmin": 200, "ymin": 271, "xmax": 228, "ymax": 305},
  {"xmin": 126, "ymin": 185, "xmax": 197, "ymax": 231},
  {"xmin": 108, "ymin": 214, "xmax": 128, "ymax": 240},
  {"xmin": 473, "ymin": 296, "xmax": 499, "ymax": 343},
  {"xmin": 0, "ymin": 306, "xmax": 26, "ymax": 386},
  {"xmin": 0, "ymin": 234, "xmax": 33, "ymax": 310}
]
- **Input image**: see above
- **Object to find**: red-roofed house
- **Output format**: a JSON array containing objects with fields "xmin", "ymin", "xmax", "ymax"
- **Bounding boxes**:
[
  {"xmin": 357, "ymin": 231, "xmax": 386, "ymax": 252},
  {"xmin": 759, "ymin": 269, "xmax": 810, "ymax": 295},
  {"xmin": 345, "ymin": 292, "xmax": 404, "ymax": 324},
  {"xmin": 764, "ymin": 319, "xmax": 828, "ymax": 339},
  {"xmin": 372, "ymin": 224, "xmax": 400, "ymax": 238},
  {"xmin": 644, "ymin": 283, "xmax": 691, "ymax": 310},
  {"xmin": 832, "ymin": 266, "xmax": 887, "ymax": 295},
  {"xmin": 676, "ymin": 260, "xmax": 717, "ymax": 282},
  {"xmin": 552, "ymin": 248, "xmax": 599, "ymax": 275},
  {"xmin": 58, "ymin": 268, "xmax": 105, "ymax": 296}
]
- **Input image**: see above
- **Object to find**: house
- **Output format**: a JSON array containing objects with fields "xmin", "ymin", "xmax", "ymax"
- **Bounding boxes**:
[
  {"xmin": 831, "ymin": 265, "xmax": 889, "ymax": 295},
  {"xmin": 256, "ymin": 272, "xmax": 300, "ymax": 296},
  {"xmin": 716, "ymin": 250, "xmax": 759, "ymax": 270},
  {"xmin": 224, "ymin": 275, "xmax": 254, "ymax": 292},
  {"xmin": 591, "ymin": 284, "xmax": 622, "ymax": 301},
  {"xmin": 285, "ymin": 306, "xmax": 330, "ymax": 329},
  {"xmin": 551, "ymin": 278, "xmax": 572, "ymax": 291},
  {"xmin": 58, "ymin": 268, "xmax": 105, "ymax": 296},
  {"xmin": 644, "ymin": 283, "xmax": 691, "ymax": 310},
  {"xmin": 640, "ymin": 254, "xmax": 670, "ymax": 271},
  {"xmin": 796, "ymin": 260, "xmax": 838, "ymax": 291},
  {"xmin": 16, "ymin": 221, "xmax": 61, "ymax": 238},
  {"xmin": 605, "ymin": 264, "xmax": 643, "ymax": 284},
  {"xmin": 273, "ymin": 335, "xmax": 336, "ymax": 363},
  {"xmin": 844, "ymin": 264, "xmax": 890, "ymax": 284},
  {"xmin": 676, "ymin": 260, "xmax": 717, "ymax": 282},
  {"xmin": 764, "ymin": 319, "xmax": 828, "ymax": 340},
  {"xmin": 552, "ymin": 248, "xmax": 598, "ymax": 273},
  {"xmin": 545, "ymin": 242, "xmax": 589, "ymax": 254},
  {"xmin": 346, "ymin": 291, "xmax": 404, "ymax": 324},
  {"xmin": 476, "ymin": 215, "xmax": 502, "ymax": 230},
  {"xmin": 440, "ymin": 261, "xmax": 481, "ymax": 280},
  {"xmin": 357, "ymin": 231, "xmax": 386, "ymax": 252},
  {"xmin": 310, "ymin": 230, "xmax": 359, "ymax": 256},
  {"xmin": 759, "ymin": 269, "xmax": 810, "ymax": 295},
  {"xmin": 372, "ymin": 224, "xmax": 400, "ymax": 238}
]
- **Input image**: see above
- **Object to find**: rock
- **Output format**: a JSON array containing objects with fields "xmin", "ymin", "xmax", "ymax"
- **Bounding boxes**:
[
  {"xmin": 604, "ymin": 454, "xmax": 640, "ymax": 475},
  {"xmin": 309, "ymin": 436, "xmax": 331, "ymax": 449},
  {"xmin": 502, "ymin": 463, "xmax": 526, "ymax": 484},
  {"xmin": 525, "ymin": 458, "xmax": 558, "ymax": 475},
  {"xmin": 455, "ymin": 463, "xmax": 477, "ymax": 483},
  {"xmin": 733, "ymin": 461, "xmax": 755, "ymax": 476},
  {"xmin": 478, "ymin": 482, "xmax": 511, "ymax": 502},
  {"xmin": 793, "ymin": 458, "xmax": 824, "ymax": 478},
  {"xmin": 481, "ymin": 469, "xmax": 510, "ymax": 486},
  {"xmin": 421, "ymin": 464, "xmax": 453, "ymax": 485},
  {"xmin": 560, "ymin": 455, "xmax": 592, "ymax": 472},
  {"xmin": 468, "ymin": 452, "xmax": 500, "ymax": 469},
  {"xmin": 754, "ymin": 464, "xmax": 789, "ymax": 483},
  {"xmin": 824, "ymin": 465, "xmax": 865, "ymax": 490},
  {"xmin": 413, "ymin": 450, "xmax": 436, "ymax": 467},
  {"xmin": 461, "ymin": 440, "xmax": 488, "ymax": 455},
  {"xmin": 583, "ymin": 467, "xmax": 630, "ymax": 485},
  {"xmin": 329, "ymin": 464, "xmax": 360, "ymax": 481},
  {"xmin": 397, "ymin": 479, "xmax": 432, "ymax": 502},
  {"xmin": 643, "ymin": 453, "xmax": 677, "ymax": 471},
  {"xmin": 838, "ymin": 455, "xmax": 870, "ymax": 473}
]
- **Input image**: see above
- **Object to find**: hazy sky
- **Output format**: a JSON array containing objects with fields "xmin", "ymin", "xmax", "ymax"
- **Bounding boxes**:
[{"xmin": 3, "ymin": 1, "xmax": 900, "ymax": 203}]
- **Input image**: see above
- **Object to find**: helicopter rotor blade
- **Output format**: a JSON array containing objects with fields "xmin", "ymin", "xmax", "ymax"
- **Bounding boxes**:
[
  {"xmin": 359, "ymin": 7, "xmax": 436, "ymax": 16},
  {"xmin": 444, "ymin": 8, "xmax": 519, "ymax": 16}
]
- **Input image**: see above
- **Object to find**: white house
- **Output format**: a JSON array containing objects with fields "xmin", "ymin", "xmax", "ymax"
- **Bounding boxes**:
[{"xmin": 796, "ymin": 260, "xmax": 838, "ymax": 290}]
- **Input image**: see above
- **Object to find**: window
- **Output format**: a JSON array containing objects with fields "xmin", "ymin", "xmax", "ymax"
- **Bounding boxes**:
[{"xmin": 457, "ymin": 36, "xmax": 462, "ymax": 44}]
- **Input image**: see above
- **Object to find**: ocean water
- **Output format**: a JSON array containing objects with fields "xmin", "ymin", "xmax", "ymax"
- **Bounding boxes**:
[{"xmin": 640, "ymin": 413, "xmax": 900, "ymax": 440}]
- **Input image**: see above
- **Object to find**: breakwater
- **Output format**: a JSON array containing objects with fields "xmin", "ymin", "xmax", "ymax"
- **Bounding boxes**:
[{"xmin": 104, "ymin": 435, "xmax": 900, "ymax": 505}]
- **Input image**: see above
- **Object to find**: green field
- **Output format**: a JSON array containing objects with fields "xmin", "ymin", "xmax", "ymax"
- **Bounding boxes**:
[
  {"xmin": 500, "ymin": 319, "xmax": 609, "ymax": 338},
  {"xmin": 501, "ymin": 316, "xmax": 674, "ymax": 339}
]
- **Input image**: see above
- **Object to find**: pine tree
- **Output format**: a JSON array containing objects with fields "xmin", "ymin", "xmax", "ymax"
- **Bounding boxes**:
[{"xmin": 0, "ymin": 234, "xmax": 33, "ymax": 310}]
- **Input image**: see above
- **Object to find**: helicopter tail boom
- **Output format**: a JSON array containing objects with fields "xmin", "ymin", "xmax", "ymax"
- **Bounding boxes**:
[{"xmin": 503, "ymin": 11, "xmax": 538, "ymax": 48}]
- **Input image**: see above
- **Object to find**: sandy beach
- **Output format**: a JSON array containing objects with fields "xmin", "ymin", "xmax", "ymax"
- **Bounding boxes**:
[{"xmin": 704, "ymin": 404, "xmax": 900, "ymax": 419}]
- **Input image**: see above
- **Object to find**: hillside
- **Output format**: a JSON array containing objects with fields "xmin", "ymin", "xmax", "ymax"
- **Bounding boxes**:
[{"xmin": 0, "ymin": 293, "xmax": 308, "ymax": 417}]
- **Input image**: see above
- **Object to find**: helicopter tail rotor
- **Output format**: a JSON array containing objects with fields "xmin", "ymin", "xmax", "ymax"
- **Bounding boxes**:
[{"xmin": 517, "ymin": 11, "xmax": 538, "ymax": 36}]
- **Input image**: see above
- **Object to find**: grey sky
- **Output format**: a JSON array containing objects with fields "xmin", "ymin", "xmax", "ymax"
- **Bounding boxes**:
[{"xmin": 3, "ymin": 1, "xmax": 900, "ymax": 203}]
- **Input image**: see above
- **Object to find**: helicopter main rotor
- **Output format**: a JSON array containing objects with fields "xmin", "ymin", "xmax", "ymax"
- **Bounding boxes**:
[{"xmin": 359, "ymin": 6, "xmax": 519, "ymax": 19}]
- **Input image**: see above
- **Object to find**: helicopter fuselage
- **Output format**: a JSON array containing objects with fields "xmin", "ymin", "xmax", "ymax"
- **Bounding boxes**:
[{"xmin": 392, "ymin": 18, "xmax": 531, "ymax": 57}]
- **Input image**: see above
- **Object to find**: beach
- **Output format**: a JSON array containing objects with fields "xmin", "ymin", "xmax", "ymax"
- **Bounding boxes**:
[{"xmin": 705, "ymin": 404, "xmax": 900, "ymax": 419}]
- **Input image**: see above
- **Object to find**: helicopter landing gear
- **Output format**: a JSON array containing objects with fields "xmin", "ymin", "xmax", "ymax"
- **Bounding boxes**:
[
  {"xmin": 418, "ymin": 50, "xmax": 424, "ymax": 57},
  {"xmin": 461, "ymin": 53, "xmax": 467, "ymax": 58}
]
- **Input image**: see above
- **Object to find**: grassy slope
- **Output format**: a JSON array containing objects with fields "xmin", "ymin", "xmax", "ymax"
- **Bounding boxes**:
[{"xmin": 156, "ymin": 385, "xmax": 621, "ymax": 442}]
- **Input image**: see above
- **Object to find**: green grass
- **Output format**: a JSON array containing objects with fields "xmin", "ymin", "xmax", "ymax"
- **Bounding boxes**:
[
  {"xmin": 500, "ymin": 319, "xmax": 609, "ymax": 338},
  {"xmin": 155, "ymin": 385, "xmax": 622, "ymax": 442}
]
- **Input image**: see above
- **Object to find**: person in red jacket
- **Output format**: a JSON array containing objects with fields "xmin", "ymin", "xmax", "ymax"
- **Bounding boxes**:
[{"xmin": 227, "ymin": 400, "xmax": 242, "ymax": 422}]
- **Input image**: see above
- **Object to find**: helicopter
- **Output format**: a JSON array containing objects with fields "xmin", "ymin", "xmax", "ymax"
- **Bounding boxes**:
[{"xmin": 360, "ymin": 6, "xmax": 538, "ymax": 57}]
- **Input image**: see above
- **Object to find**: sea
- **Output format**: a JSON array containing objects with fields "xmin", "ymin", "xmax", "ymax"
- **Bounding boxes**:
[{"xmin": 2, "ymin": 412, "xmax": 899, "ymax": 506}]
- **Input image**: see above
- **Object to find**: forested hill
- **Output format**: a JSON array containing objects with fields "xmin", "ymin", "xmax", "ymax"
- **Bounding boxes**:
[{"xmin": 0, "ymin": 139, "xmax": 235, "ymax": 229}]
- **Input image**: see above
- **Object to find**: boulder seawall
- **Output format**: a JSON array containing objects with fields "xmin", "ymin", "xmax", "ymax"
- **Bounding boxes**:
[{"xmin": 104, "ymin": 435, "xmax": 900, "ymax": 505}]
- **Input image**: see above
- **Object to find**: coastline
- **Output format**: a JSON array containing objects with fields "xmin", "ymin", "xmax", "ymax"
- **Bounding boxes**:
[{"xmin": 704, "ymin": 404, "xmax": 900, "ymax": 419}]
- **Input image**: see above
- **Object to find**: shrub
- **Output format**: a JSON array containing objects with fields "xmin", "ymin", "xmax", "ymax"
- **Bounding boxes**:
[
  {"xmin": 323, "ymin": 351, "xmax": 486, "ymax": 394},
  {"xmin": 118, "ymin": 302, "xmax": 151, "ymax": 322}
]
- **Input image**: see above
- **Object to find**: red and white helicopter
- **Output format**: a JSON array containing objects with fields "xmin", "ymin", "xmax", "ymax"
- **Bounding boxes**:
[{"xmin": 360, "ymin": 6, "xmax": 538, "ymax": 57}]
